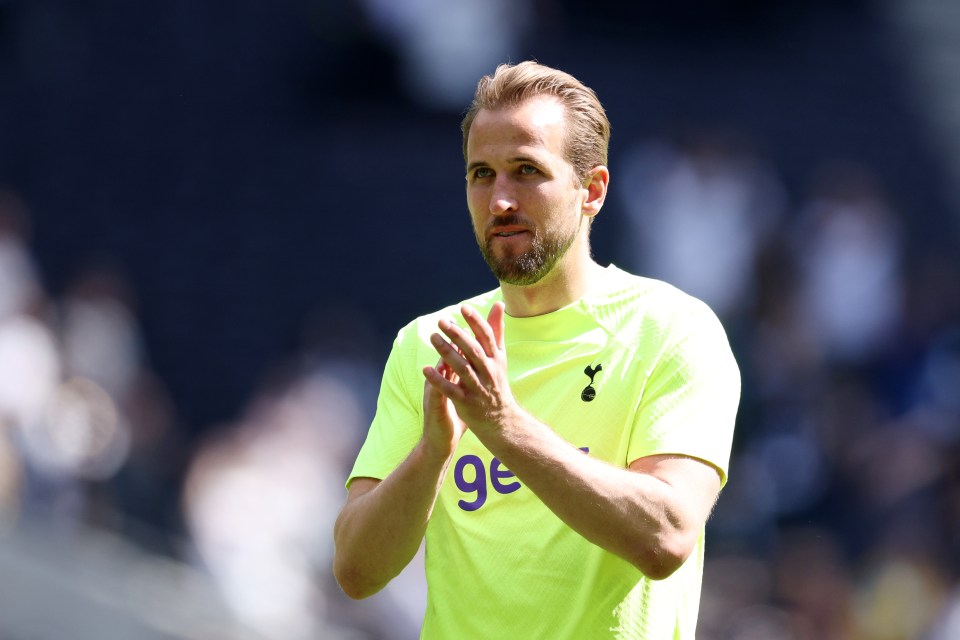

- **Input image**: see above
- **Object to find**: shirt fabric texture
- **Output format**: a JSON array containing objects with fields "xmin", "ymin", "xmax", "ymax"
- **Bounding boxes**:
[{"xmin": 348, "ymin": 265, "xmax": 741, "ymax": 639}]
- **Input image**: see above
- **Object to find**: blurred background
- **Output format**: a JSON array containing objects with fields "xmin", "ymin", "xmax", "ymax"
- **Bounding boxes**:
[{"xmin": 0, "ymin": 0, "xmax": 959, "ymax": 638}]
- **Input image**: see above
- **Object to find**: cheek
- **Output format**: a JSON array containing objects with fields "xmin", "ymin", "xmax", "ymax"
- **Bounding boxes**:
[
  {"xmin": 467, "ymin": 194, "xmax": 484, "ymax": 214},
  {"xmin": 465, "ymin": 184, "xmax": 483, "ymax": 209},
  {"xmin": 466, "ymin": 189, "xmax": 489, "ymax": 224},
  {"xmin": 537, "ymin": 186, "xmax": 575, "ymax": 216},
  {"xmin": 467, "ymin": 203, "xmax": 486, "ymax": 237}
]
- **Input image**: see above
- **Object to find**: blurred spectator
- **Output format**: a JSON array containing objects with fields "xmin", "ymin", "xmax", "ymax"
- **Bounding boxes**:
[
  {"xmin": 0, "ymin": 7, "xmax": 958, "ymax": 635},
  {"xmin": 791, "ymin": 162, "xmax": 905, "ymax": 367},
  {"xmin": 357, "ymin": 0, "xmax": 532, "ymax": 110},
  {"xmin": 53, "ymin": 263, "xmax": 186, "ymax": 540},
  {"xmin": 182, "ymin": 343, "xmax": 424, "ymax": 639},
  {"xmin": 18, "ymin": 375, "xmax": 130, "ymax": 504},
  {"xmin": 851, "ymin": 547, "xmax": 948, "ymax": 640},
  {"xmin": 616, "ymin": 131, "xmax": 787, "ymax": 322},
  {"xmin": 0, "ymin": 190, "xmax": 63, "ymax": 525},
  {"xmin": 184, "ymin": 418, "xmax": 324, "ymax": 640},
  {"xmin": 8, "ymin": 259, "xmax": 187, "ymax": 546},
  {"xmin": 58, "ymin": 264, "xmax": 142, "ymax": 401},
  {"xmin": 0, "ymin": 189, "xmax": 57, "ymax": 433},
  {"xmin": 0, "ymin": 311, "xmax": 61, "ymax": 442}
]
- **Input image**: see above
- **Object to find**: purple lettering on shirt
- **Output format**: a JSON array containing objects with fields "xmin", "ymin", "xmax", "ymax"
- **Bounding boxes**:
[
  {"xmin": 490, "ymin": 457, "xmax": 520, "ymax": 495},
  {"xmin": 454, "ymin": 454, "xmax": 487, "ymax": 511}
]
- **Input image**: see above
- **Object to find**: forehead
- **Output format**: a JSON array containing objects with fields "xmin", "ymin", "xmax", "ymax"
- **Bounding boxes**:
[{"xmin": 467, "ymin": 96, "xmax": 567, "ymax": 160}]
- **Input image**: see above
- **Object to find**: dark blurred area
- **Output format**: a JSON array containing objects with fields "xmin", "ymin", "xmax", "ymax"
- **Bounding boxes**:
[{"xmin": 1, "ymin": 0, "xmax": 959, "ymax": 638}]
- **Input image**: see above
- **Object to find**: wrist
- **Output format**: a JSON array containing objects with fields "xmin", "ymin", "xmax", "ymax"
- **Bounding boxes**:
[
  {"xmin": 416, "ymin": 437, "xmax": 456, "ymax": 469},
  {"xmin": 474, "ymin": 402, "xmax": 526, "ymax": 441}
]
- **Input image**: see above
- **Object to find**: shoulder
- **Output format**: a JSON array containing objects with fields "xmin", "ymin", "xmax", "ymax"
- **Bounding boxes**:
[{"xmin": 588, "ymin": 265, "xmax": 725, "ymax": 345}]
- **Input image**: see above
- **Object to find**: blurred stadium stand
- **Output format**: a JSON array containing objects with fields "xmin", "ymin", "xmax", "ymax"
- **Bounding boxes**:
[{"xmin": 0, "ymin": 0, "xmax": 958, "ymax": 638}]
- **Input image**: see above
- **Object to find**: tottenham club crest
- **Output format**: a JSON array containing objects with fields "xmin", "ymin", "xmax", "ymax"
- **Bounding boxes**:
[{"xmin": 581, "ymin": 364, "xmax": 602, "ymax": 402}]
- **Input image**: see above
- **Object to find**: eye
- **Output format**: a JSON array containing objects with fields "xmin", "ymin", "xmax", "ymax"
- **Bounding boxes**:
[
  {"xmin": 472, "ymin": 166, "xmax": 494, "ymax": 180},
  {"xmin": 519, "ymin": 164, "xmax": 539, "ymax": 176}
]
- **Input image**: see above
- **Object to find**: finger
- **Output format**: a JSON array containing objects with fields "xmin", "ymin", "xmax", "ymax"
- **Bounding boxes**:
[
  {"xmin": 437, "ymin": 319, "xmax": 488, "ymax": 375},
  {"xmin": 422, "ymin": 364, "xmax": 465, "ymax": 400},
  {"xmin": 461, "ymin": 305, "xmax": 498, "ymax": 358},
  {"xmin": 487, "ymin": 301, "xmax": 506, "ymax": 351},
  {"xmin": 437, "ymin": 357, "xmax": 459, "ymax": 383},
  {"xmin": 430, "ymin": 332, "xmax": 481, "ymax": 386}
]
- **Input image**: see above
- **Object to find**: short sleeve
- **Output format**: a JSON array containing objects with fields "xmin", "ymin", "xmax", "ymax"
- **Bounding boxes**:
[
  {"xmin": 629, "ymin": 300, "xmax": 740, "ymax": 485},
  {"xmin": 347, "ymin": 324, "xmax": 425, "ymax": 489}
]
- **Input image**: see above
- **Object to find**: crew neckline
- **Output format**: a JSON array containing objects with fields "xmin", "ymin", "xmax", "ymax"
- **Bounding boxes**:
[{"xmin": 500, "ymin": 264, "xmax": 625, "ymax": 342}]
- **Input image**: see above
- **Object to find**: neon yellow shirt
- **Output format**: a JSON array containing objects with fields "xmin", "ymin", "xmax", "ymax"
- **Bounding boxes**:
[{"xmin": 348, "ymin": 265, "xmax": 740, "ymax": 639}]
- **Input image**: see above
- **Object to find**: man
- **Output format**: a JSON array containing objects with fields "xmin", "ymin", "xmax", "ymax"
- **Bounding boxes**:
[{"xmin": 333, "ymin": 61, "xmax": 740, "ymax": 639}]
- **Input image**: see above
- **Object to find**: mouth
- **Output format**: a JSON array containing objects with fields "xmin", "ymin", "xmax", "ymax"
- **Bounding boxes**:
[{"xmin": 488, "ymin": 225, "xmax": 530, "ymax": 239}]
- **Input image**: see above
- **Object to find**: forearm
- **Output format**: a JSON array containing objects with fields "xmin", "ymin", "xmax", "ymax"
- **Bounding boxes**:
[
  {"xmin": 473, "ymin": 408, "xmax": 706, "ymax": 579},
  {"xmin": 425, "ymin": 302, "xmax": 719, "ymax": 579},
  {"xmin": 333, "ymin": 441, "xmax": 451, "ymax": 599}
]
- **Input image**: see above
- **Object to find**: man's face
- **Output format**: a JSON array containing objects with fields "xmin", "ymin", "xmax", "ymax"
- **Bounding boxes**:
[{"xmin": 465, "ymin": 96, "xmax": 587, "ymax": 286}]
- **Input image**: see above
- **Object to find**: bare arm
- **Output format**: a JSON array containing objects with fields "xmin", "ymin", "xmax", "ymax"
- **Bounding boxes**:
[
  {"xmin": 333, "ymin": 359, "xmax": 466, "ymax": 599},
  {"xmin": 423, "ymin": 302, "xmax": 722, "ymax": 579},
  {"xmin": 470, "ymin": 410, "xmax": 721, "ymax": 579},
  {"xmin": 332, "ymin": 446, "xmax": 444, "ymax": 599}
]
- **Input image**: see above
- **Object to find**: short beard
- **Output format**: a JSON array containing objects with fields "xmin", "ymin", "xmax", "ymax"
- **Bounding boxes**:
[{"xmin": 478, "ymin": 224, "xmax": 578, "ymax": 286}]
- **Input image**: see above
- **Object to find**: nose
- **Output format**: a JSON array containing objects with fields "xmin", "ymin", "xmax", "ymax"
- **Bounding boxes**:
[{"xmin": 489, "ymin": 177, "xmax": 518, "ymax": 216}]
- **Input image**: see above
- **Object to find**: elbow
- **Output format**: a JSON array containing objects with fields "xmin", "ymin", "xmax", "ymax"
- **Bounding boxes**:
[
  {"xmin": 338, "ymin": 581, "xmax": 375, "ymax": 601},
  {"xmin": 334, "ymin": 572, "xmax": 368, "ymax": 601},
  {"xmin": 633, "ymin": 552, "xmax": 684, "ymax": 581},
  {"xmin": 629, "ymin": 533, "xmax": 697, "ymax": 581},
  {"xmin": 333, "ymin": 555, "xmax": 384, "ymax": 600}
]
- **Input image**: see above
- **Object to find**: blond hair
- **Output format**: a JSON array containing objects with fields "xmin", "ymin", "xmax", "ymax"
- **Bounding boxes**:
[{"xmin": 461, "ymin": 61, "xmax": 610, "ymax": 184}]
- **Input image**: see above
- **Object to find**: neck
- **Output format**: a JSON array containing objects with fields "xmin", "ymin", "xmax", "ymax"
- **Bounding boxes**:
[{"xmin": 499, "ymin": 248, "xmax": 605, "ymax": 318}]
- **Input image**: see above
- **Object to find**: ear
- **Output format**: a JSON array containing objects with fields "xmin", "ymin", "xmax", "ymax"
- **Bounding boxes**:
[{"xmin": 581, "ymin": 166, "xmax": 609, "ymax": 219}]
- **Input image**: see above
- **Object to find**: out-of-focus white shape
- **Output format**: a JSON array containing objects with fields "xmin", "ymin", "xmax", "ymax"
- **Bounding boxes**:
[
  {"xmin": 360, "ymin": 0, "xmax": 531, "ymax": 109},
  {"xmin": 0, "ymin": 315, "xmax": 61, "ymax": 428},
  {"xmin": 60, "ymin": 297, "xmax": 141, "ymax": 400},
  {"xmin": 618, "ymin": 138, "xmax": 786, "ymax": 318},
  {"xmin": 21, "ymin": 377, "xmax": 130, "ymax": 480},
  {"xmin": 794, "ymin": 180, "xmax": 903, "ymax": 364},
  {"xmin": 184, "ymin": 384, "xmax": 344, "ymax": 640},
  {"xmin": 184, "ymin": 358, "xmax": 422, "ymax": 639},
  {"xmin": 187, "ymin": 457, "xmax": 319, "ymax": 639},
  {"xmin": 58, "ymin": 267, "xmax": 143, "ymax": 402}
]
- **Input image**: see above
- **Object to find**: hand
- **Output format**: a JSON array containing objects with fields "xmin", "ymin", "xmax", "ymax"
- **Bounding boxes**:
[
  {"xmin": 422, "ymin": 357, "xmax": 467, "ymax": 460},
  {"xmin": 422, "ymin": 302, "xmax": 516, "ymax": 435}
]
